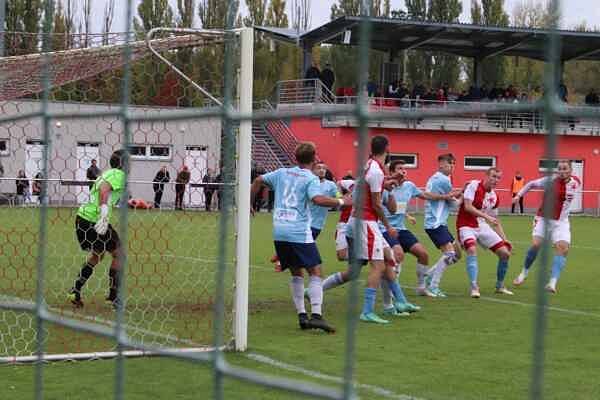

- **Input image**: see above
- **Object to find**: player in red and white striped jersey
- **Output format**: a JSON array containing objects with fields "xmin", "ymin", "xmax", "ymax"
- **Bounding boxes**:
[
  {"xmin": 512, "ymin": 160, "xmax": 581, "ymax": 293},
  {"xmin": 334, "ymin": 179, "xmax": 355, "ymax": 261},
  {"xmin": 456, "ymin": 168, "xmax": 513, "ymax": 298}
]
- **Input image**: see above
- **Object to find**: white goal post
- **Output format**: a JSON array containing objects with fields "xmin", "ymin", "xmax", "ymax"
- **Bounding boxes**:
[{"xmin": 0, "ymin": 27, "xmax": 254, "ymax": 362}]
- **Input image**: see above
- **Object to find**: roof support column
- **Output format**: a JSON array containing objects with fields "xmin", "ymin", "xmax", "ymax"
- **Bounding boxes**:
[
  {"xmin": 302, "ymin": 43, "xmax": 312, "ymax": 77},
  {"xmin": 474, "ymin": 57, "xmax": 484, "ymax": 88}
]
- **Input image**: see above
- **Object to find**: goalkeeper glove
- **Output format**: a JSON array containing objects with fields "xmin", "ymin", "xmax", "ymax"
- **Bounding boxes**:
[{"xmin": 94, "ymin": 204, "xmax": 109, "ymax": 235}]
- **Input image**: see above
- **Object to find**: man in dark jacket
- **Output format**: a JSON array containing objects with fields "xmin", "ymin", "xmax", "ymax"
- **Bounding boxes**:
[
  {"xmin": 202, "ymin": 168, "xmax": 217, "ymax": 211},
  {"xmin": 320, "ymin": 63, "xmax": 335, "ymax": 98},
  {"xmin": 86, "ymin": 159, "xmax": 101, "ymax": 189},
  {"xmin": 152, "ymin": 165, "xmax": 170, "ymax": 208},
  {"xmin": 175, "ymin": 165, "xmax": 190, "ymax": 210},
  {"xmin": 304, "ymin": 61, "xmax": 321, "ymax": 87}
]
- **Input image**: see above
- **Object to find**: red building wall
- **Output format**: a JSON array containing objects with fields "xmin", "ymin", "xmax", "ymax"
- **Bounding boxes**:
[{"xmin": 288, "ymin": 117, "xmax": 600, "ymax": 210}]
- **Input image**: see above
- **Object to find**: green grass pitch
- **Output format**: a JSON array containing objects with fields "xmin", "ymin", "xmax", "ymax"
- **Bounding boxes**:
[{"xmin": 1, "ymin": 208, "xmax": 599, "ymax": 400}]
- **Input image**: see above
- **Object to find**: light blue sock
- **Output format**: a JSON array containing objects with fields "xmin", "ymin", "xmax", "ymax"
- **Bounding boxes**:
[
  {"xmin": 551, "ymin": 255, "xmax": 567, "ymax": 280},
  {"xmin": 362, "ymin": 287, "xmax": 377, "ymax": 315},
  {"xmin": 524, "ymin": 247, "xmax": 539, "ymax": 271},
  {"xmin": 466, "ymin": 255, "xmax": 478, "ymax": 286},
  {"xmin": 496, "ymin": 259, "xmax": 509, "ymax": 289},
  {"xmin": 387, "ymin": 279, "xmax": 408, "ymax": 304}
]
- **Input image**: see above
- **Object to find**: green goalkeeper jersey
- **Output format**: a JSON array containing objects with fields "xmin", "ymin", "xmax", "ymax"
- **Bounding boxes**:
[{"xmin": 77, "ymin": 168, "xmax": 126, "ymax": 223}]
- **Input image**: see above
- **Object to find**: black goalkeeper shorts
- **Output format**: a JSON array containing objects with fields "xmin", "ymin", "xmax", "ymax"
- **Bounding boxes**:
[{"xmin": 75, "ymin": 215, "xmax": 120, "ymax": 254}]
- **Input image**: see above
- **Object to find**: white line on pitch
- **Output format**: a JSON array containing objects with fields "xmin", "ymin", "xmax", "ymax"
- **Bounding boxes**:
[{"xmin": 246, "ymin": 353, "xmax": 427, "ymax": 400}]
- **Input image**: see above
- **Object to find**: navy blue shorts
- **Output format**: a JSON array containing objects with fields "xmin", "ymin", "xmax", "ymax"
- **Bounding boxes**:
[
  {"xmin": 311, "ymin": 227, "xmax": 321, "ymax": 240},
  {"xmin": 425, "ymin": 225, "xmax": 455, "ymax": 248},
  {"xmin": 382, "ymin": 231, "xmax": 399, "ymax": 248},
  {"xmin": 274, "ymin": 241, "xmax": 322, "ymax": 271},
  {"xmin": 384, "ymin": 230, "xmax": 420, "ymax": 252}
]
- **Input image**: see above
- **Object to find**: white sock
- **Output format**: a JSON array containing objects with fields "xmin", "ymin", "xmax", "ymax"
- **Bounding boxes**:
[
  {"xmin": 381, "ymin": 280, "xmax": 393, "ymax": 309},
  {"xmin": 290, "ymin": 276, "xmax": 306, "ymax": 314},
  {"xmin": 548, "ymin": 277, "xmax": 557, "ymax": 287},
  {"xmin": 322, "ymin": 271, "xmax": 345, "ymax": 291},
  {"xmin": 430, "ymin": 252, "xmax": 456, "ymax": 289},
  {"xmin": 308, "ymin": 276, "xmax": 323, "ymax": 316},
  {"xmin": 416, "ymin": 263, "xmax": 428, "ymax": 287},
  {"xmin": 522, "ymin": 268, "xmax": 529, "ymax": 278},
  {"xmin": 426, "ymin": 265, "xmax": 436, "ymax": 276}
]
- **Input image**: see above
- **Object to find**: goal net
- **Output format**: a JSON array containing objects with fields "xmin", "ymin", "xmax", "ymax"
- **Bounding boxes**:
[{"xmin": 0, "ymin": 28, "xmax": 253, "ymax": 361}]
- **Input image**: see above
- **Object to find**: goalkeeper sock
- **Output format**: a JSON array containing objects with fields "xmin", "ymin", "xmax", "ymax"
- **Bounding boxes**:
[
  {"xmin": 308, "ymin": 276, "xmax": 323, "ymax": 316},
  {"xmin": 290, "ymin": 276, "xmax": 306, "ymax": 314},
  {"xmin": 108, "ymin": 268, "xmax": 120, "ymax": 300},
  {"xmin": 73, "ymin": 263, "xmax": 94, "ymax": 293}
]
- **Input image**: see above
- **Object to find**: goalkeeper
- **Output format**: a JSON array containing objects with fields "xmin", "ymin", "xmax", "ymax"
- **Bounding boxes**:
[{"xmin": 67, "ymin": 149, "xmax": 126, "ymax": 309}]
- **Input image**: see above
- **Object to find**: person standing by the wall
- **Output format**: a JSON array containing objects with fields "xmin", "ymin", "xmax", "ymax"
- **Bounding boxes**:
[
  {"xmin": 320, "ymin": 63, "xmax": 335, "ymax": 100},
  {"xmin": 16, "ymin": 170, "xmax": 29, "ymax": 205},
  {"xmin": 32, "ymin": 171, "xmax": 43, "ymax": 204},
  {"xmin": 175, "ymin": 165, "xmax": 190, "ymax": 210},
  {"xmin": 152, "ymin": 165, "xmax": 170, "ymax": 208},
  {"xmin": 202, "ymin": 168, "xmax": 216, "ymax": 211},
  {"xmin": 86, "ymin": 159, "xmax": 101, "ymax": 189},
  {"xmin": 511, "ymin": 171, "xmax": 526, "ymax": 214}
]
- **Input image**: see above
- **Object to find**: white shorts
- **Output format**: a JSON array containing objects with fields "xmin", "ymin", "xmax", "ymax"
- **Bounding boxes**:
[
  {"xmin": 458, "ymin": 223, "xmax": 506, "ymax": 251},
  {"xmin": 532, "ymin": 216, "xmax": 571, "ymax": 244},
  {"xmin": 335, "ymin": 222, "xmax": 348, "ymax": 251},
  {"xmin": 346, "ymin": 217, "xmax": 388, "ymax": 261}
]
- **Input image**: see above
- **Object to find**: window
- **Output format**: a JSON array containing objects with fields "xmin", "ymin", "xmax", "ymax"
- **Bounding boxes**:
[
  {"xmin": 464, "ymin": 156, "xmax": 496, "ymax": 170},
  {"xmin": 149, "ymin": 146, "xmax": 170, "ymax": 159},
  {"xmin": 129, "ymin": 145, "xmax": 147, "ymax": 159},
  {"xmin": 538, "ymin": 159, "xmax": 559, "ymax": 172},
  {"xmin": 389, "ymin": 153, "xmax": 418, "ymax": 168},
  {"xmin": 0, "ymin": 139, "xmax": 8, "ymax": 156},
  {"xmin": 129, "ymin": 145, "xmax": 172, "ymax": 160}
]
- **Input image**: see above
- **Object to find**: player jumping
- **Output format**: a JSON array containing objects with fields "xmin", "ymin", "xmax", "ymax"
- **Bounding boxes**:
[
  {"xmin": 251, "ymin": 142, "xmax": 348, "ymax": 332},
  {"xmin": 68, "ymin": 149, "xmax": 126, "ymax": 309},
  {"xmin": 512, "ymin": 160, "xmax": 581, "ymax": 293},
  {"xmin": 423, "ymin": 153, "xmax": 463, "ymax": 298},
  {"xmin": 456, "ymin": 168, "xmax": 514, "ymax": 298},
  {"xmin": 379, "ymin": 159, "xmax": 458, "ymax": 310}
]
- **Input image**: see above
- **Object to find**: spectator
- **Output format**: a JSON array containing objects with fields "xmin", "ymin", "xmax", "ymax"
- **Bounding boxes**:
[
  {"xmin": 304, "ymin": 61, "xmax": 321, "ymax": 86},
  {"xmin": 16, "ymin": 169, "xmax": 29, "ymax": 205},
  {"xmin": 558, "ymin": 81, "xmax": 568, "ymax": 102},
  {"xmin": 511, "ymin": 171, "xmax": 526, "ymax": 214},
  {"xmin": 202, "ymin": 168, "xmax": 217, "ymax": 212},
  {"xmin": 86, "ymin": 159, "xmax": 101, "ymax": 189},
  {"xmin": 320, "ymin": 63, "xmax": 335, "ymax": 96},
  {"xmin": 152, "ymin": 165, "xmax": 170, "ymax": 208},
  {"xmin": 585, "ymin": 88, "xmax": 599, "ymax": 106},
  {"xmin": 387, "ymin": 80, "xmax": 399, "ymax": 98},
  {"xmin": 215, "ymin": 171, "xmax": 223, "ymax": 210},
  {"xmin": 0, "ymin": 159, "xmax": 4, "ymax": 177},
  {"xmin": 366, "ymin": 78, "xmax": 378, "ymax": 97},
  {"xmin": 32, "ymin": 171, "xmax": 43, "ymax": 204},
  {"xmin": 175, "ymin": 165, "xmax": 190, "ymax": 210}
]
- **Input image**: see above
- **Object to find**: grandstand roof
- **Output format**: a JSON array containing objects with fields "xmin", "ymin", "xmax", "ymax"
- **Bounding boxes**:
[{"xmin": 257, "ymin": 16, "xmax": 600, "ymax": 61}]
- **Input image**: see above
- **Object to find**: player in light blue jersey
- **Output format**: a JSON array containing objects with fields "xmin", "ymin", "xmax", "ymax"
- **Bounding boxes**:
[
  {"xmin": 251, "ymin": 142, "xmax": 349, "ymax": 333},
  {"xmin": 309, "ymin": 162, "xmax": 339, "ymax": 239},
  {"xmin": 423, "ymin": 153, "xmax": 463, "ymax": 297},
  {"xmin": 379, "ymin": 159, "xmax": 457, "ymax": 313}
]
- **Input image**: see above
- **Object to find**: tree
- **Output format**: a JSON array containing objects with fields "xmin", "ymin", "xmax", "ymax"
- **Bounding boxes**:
[
  {"xmin": 177, "ymin": 0, "xmax": 195, "ymax": 28},
  {"xmin": 470, "ymin": 0, "xmax": 510, "ymax": 87},
  {"xmin": 198, "ymin": 0, "xmax": 239, "ymax": 29},
  {"xmin": 82, "ymin": 0, "xmax": 92, "ymax": 47},
  {"xmin": 244, "ymin": 0, "xmax": 267, "ymax": 27},
  {"xmin": 427, "ymin": 0, "xmax": 462, "ymax": 88},
  {"xmin": 405, "ymin": 0, "xmax": 431, "ymax": 86},
  {"xmin": 134, "ymin": 0, "xmax": 174, "ymax": 32},
  {"xmin": 51, "ymin": 1, "xmax": 67, "ymax": 51},
  {"xmin": 102, "ymin": 0, "xmax": 116, "ymax": 45},
  {"xmin": 268, "ymin": 0, "xmax": 289, "ymax": 28},
  {"xmin": 291, "ymin": 0, "xmax": 310, "ymax": 31}
]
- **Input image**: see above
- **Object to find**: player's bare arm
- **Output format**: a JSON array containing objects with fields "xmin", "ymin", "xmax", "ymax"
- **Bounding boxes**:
[
  {"xmin": 372, "ymin": 191, "xmax": 397, "ymax": 238},
  {"xmin": 464, "ymin": 199, "xmax": 498, "ymax": 226}
]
